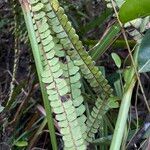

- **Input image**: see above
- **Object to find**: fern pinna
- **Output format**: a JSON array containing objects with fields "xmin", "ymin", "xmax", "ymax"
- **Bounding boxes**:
[{"xmin": 20, "ymin": 0, "xmax": 118, "ymax": 149}]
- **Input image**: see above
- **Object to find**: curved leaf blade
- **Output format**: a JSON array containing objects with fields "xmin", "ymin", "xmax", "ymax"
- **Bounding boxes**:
[
  {"xmin": 119, "ymin": 0, "xmax": 150, "ymax": 23},
  {"xmin": 111, "ymin": 52, "xmax": 121, "ymax": 68}
]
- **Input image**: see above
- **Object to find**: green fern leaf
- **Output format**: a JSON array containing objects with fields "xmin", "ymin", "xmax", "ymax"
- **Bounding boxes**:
[
  {"xmin": 28, "ymin": 0, "xmax": 87, "ymax": 149},
  {"xmin": 41, "ymin": 0, "xmax": 113, "ymax": 100}
]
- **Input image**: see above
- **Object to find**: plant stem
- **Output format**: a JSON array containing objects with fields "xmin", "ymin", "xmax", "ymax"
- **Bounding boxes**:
[
  {"xmin": 20, "ymin": 1, "xmax": 57, "ymax": 149},
  {"xmin": 110, "ymin": 76, "xmax": 136, "ymax": 150},
  {"xmin": 109, "ymin": 41, "xmax": 139, "ymax": 150}
]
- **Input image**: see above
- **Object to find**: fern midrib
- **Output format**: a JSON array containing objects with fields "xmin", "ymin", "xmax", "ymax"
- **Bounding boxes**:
[
  {"xmin": 29, "ymin": 3, "xmax": 81, "ymax": 148},
  {"xmin": 49, "ymin": 2, "xmax": 113, "ymax": 98}
]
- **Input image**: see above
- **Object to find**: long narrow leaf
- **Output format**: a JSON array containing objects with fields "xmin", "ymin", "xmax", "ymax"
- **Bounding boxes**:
[{"xmin": 90, "ymin": 23, "xmax": 121, "ymax": 61}]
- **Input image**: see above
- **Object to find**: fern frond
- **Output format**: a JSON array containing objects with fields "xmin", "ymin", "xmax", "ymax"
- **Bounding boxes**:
[
  {"xmin": 41, "ymin": 0, "xmax": 113, "ymax": 99},
  {"xmin": 28, "ymin": 0, "xmax": 86, "ymax": 149},
  {"xmin": 39, "ymin": 0, "xmax": 87, "ymax": 137}
]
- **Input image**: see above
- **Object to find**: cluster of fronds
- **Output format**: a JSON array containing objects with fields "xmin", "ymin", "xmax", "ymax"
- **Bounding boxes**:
[{"xmin": 19, "ymin": 0, "xmax": 119, "ymax": 148}]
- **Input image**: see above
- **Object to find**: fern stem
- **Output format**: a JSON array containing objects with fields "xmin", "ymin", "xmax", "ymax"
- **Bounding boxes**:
[{"xmin": 20, "ymin": 1, "xmax": 57, "ymax": 149}]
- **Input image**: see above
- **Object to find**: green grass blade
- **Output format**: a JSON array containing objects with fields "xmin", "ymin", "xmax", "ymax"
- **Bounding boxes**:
[{"xmin": 110, "ymin": 47, "xmax": 139, "ymax": 150}]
